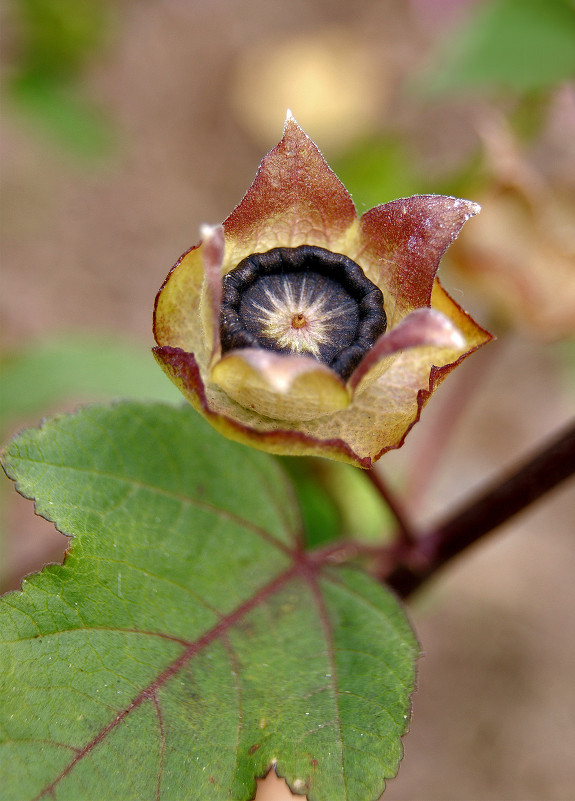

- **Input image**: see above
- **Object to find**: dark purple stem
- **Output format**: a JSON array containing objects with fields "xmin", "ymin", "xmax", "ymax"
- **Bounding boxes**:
[{"xmin": 386, "ymin": 420, "xmax": 575, "ymax": 598}]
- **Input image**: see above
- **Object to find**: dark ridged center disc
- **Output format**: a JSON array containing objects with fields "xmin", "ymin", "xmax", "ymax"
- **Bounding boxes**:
[{"xmin": 219, "ymin": 245, "xmax": 387, "ymax": 380}]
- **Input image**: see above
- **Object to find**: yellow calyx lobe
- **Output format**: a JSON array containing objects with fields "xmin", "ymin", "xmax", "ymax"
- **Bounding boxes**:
[{"xmin": 219, "ymin": 245, "xmax": 387, "ymax": 380}]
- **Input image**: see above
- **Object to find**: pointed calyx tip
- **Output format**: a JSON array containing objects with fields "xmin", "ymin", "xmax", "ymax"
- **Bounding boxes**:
[{"xmin": 200, "ymin": 223, "xmax": 223, "ymax": 242}]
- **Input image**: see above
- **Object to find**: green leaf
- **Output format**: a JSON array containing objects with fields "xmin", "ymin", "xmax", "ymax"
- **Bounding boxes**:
[
  {"xmin": 426, "ymin": 0, "xmax": 575, "ymax": 94},
  {"xmin": 0, "ymin": 335, "xmax": 181, "ymax": 576},
  {"xmin": 0, "ymin": 403, "xmax": 418, "ymax": 801}
]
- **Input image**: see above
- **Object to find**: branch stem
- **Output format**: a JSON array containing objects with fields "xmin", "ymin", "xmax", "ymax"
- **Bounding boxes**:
[{"xmin": 386, "ymin": 420, "xmax": 575, "ymax": 598}]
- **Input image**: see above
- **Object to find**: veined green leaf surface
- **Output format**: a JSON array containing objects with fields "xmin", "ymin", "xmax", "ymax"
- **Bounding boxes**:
[{"xmin": 0, "ymin": 403, "xmax": 418, "ymax": 801}]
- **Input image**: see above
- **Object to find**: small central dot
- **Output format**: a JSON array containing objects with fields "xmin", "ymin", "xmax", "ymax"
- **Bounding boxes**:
[{"xmin": 291, "ymin": 313, "xmax": 307, "ymax": 329}]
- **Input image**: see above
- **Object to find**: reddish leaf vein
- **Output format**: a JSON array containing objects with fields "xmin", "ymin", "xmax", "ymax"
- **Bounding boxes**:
[{"xmin": 32, "ymin": 562, "xmax": 302, "ymax": 800}]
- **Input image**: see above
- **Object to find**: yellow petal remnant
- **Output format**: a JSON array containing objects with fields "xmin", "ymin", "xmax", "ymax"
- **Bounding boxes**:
[
  {"xmin": 153, "ymin": 115, "xmax": 492, "ymax": 467},
  {"xmin": 211, "ymin": 350, "xmax": 351, "ymax": 421}
]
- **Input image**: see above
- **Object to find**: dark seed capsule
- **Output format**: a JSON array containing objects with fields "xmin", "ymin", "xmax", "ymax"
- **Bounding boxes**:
[{"xmin": 219, "ymin": 244, "xmax": 387, "ymax": 379}]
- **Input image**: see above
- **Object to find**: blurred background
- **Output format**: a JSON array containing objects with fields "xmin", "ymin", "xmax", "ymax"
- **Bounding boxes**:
[{"xmin": 1, "ymin": 1, "xmax": 574, "ymax": 798}]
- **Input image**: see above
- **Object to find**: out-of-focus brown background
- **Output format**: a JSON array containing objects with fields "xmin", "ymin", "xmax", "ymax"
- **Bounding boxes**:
[{"xmin": 1, "ymin": 1, "xmax": 574, "ymax": 799}]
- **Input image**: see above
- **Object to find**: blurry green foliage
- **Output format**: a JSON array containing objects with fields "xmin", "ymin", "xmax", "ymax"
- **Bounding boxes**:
[
  {"xmin": 334, "ymin": 135, "xmax": 484, "ymax": 212},
  {"xmin": 13, "ymin": 0, "xmax": 110, "ymax": 79},
  {"xmin": 334, "ymin": 138, "xmax": 423, "ymax": 211},
  {"xmin": 315, "ymin": 460, "xmax": 395, "ymax": 544},
  {"xmin": 281, "ymin": 457, "xmax": 395, "ymax": 550},
  {"xmin": 0, "ymin": 335, "xmax": 180, "ymax": 434},
  {"xmin": 426, "ymin": 0, "xmax": 575, "ymax": 94},
  {"xmin": 280, "ymin": 458, "xmax": 341, "ymax": 547},
  {"xmin": 337, "ymin": 0, "xmax": 575, "ymax": 211},
  {"xmin": 6, "ymin": 0, "xmax": 115, "ymax": 158},
  {"xmin": 7, "ymin": 74, "xmax": 114, "ymax": 158}
]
